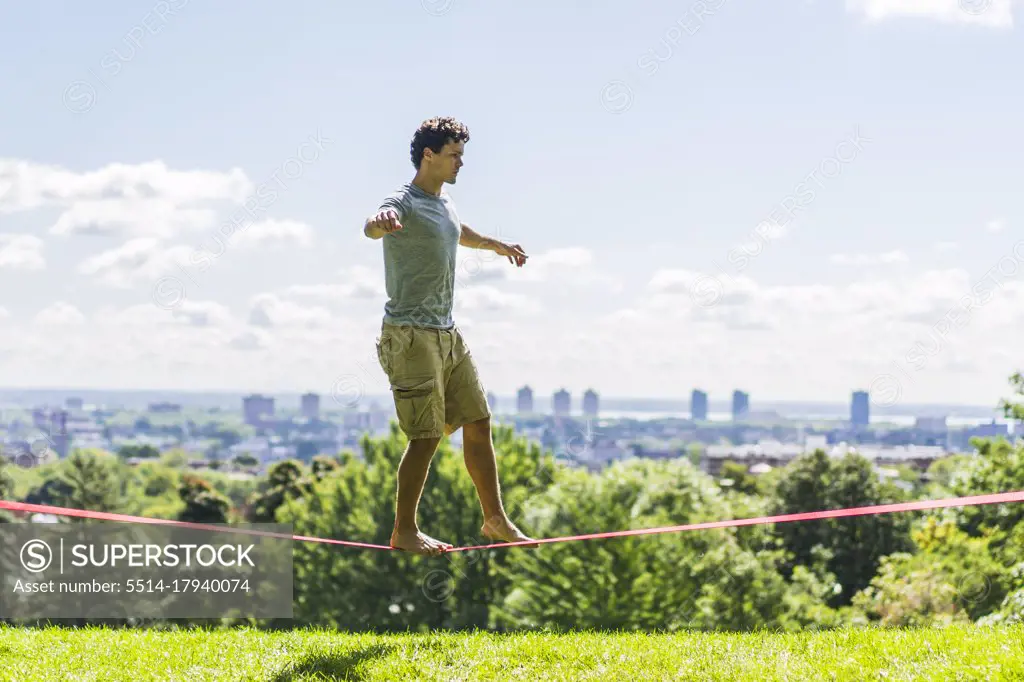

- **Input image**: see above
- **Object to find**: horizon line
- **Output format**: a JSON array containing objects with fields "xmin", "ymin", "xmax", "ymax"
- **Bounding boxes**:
[{"xmin": 0, "ymin": 385, "xmax": 1007, "ymax": 412}]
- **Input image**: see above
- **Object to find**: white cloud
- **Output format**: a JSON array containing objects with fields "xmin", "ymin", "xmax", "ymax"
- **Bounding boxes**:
[
  {"xmin": 829, "ymin": 250, "xmax": 909, "ymax": 265},
  {"xmin": 168, "ymin": 300, "xmax": 234, "ymax": 328},
  {"xmin": 987, "ymin": 219, "xmax": 1006, "ymax": 233},
  {"xmin": 2, "ymin": 253, "xmax": 1021, "ymax": 406},
  {"xmin": 0, "ymin": 234, "xmax": 45, "ymax": 270},
  {"xmin": 50, "ymin": 199, "xmax": 219, "ymax": 238},
  {"xmin": 33, "ymin": 302, "xmax": 85, "ymax": 326},
  {"xmin": 229, "ymin": 330, "xmax": 270, "ymax": 351},
  {"xmin": 453, "ymin": 246, "xmax": 623, "ymax": 292},
  {"xmin": 507, "ymin": 258, "xmax": 1022, "ymax": 404},
  {"xmin": 846, "ymin": 0, "xmax": 1016, "ymax": 28},
  {"xmin": 0, "ymin": 158, "xmax": 251, "ymax": 215},
  {"xmin": 77, "ymin": 238, "xmax": 193, "ymax": 288},
  {"xmin": 247, "ymin": 294, "xmax": 334, "ymax": 329},
  {"xmin": 229, "ymin": 219, "xmax": 314, "ymax": 249},
  {"xmin": 454, "ymin": 285, "xmax": 542, "ymax": 315},
  {"xmin": 933, "ymin": 241, "xmax": 959, "ymax": 252},
  {"xmin": 284, "ymin": 265, "xmax": 382, "ymax": 301}
]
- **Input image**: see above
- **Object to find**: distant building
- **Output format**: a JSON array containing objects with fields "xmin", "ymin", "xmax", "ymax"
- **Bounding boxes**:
[
  {"xmin": 949, "ymin": 420, "xmax": 1010, "ymax": 451},
  {"xmin": 65, "ymin": 397, "xmax": 84, "ymax": 410},
  {"xmin": 915, "ymin": 416, "xmax": 948, "ymax": 431},
  {"xmin": 732, "ymin": 390, "xmax": 750, "ymax": 421},
  {"xmin": 300, "ymin": 392, "xmax": 320, "ymax": 420},
  {"xmin": 851, "ymin": 390, "xmax": 870, "ymax": 428},
  {"xmin": 486, "ymin": 392, "xmax": 498, "ymax": 412},
  {"xmin": 553, "ymin": 389, "xmax": 571, "ymax": 417},
  {"xmin": 243, "ymin": 394, "xmax": 275, "ymax": 426},
  {"xmin": 25, "ymin": 408, "xmax": 70, "ymax": 458},
  {"xmin": 148, "ymin": 402, "xmax": 182, "ymax": 414},
  {"xmin": 582, "ymin": 389, "xmax": 599, "ymax": 417},
  {"xmin": 702, "ymin": 440, "xmax": 947, "ymax": 476},
  {"xmin": 49, "ymin": 410, "xmax": 70, "ymax": 458},
  {"xmin": 31, "ymin": 409, "xmax": 48, "ymax": 431},
  {"xmin": 517, "ymin": 386, "xmax": 534, "ymax": 414},
  {"xmin": 969, "ymin": 421, "xmax": 1009, "ymax": 438},
  {"xmin": 691, "ymin": 389, "xmax": 708, "ymax": 421}
]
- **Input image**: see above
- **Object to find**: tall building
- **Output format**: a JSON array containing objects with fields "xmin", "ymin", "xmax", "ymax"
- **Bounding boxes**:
[
  {"xmin": 732, "ymin": 390, "xmax": 750, "ymax": 421},
  {"xmin": 582, "ymin": 389, "xmax": 599, "ymax": 417},
  {"xmin": 243, "ymin": 394, "xmax": 275, "ymax": 426},
  {"xmin": 486, "ymin": 392, "xmax": 498, "ymax": 412},
  {"xmin": 301, "ymin": 392, "xmax": 320, "ymax": 420},
  {"xmin": 851, "ymin": 390, "xmax": 870, "ymax": 428},
  {"xmin": 517, "ymin": 385, "xmax": 534, "ymax": 414},
  {"xmin": 49, "ymin": 409, "xmax": 70, "ymax": 458},
  {"xmin": 553, "ymin": 389, "xmax": 571, "ymax": 417},
  {"xmin": 690, "ymin": 389, "xmax": 708, "ymax": 421}
]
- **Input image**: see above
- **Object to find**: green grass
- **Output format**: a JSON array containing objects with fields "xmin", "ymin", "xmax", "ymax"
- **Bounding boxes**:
[{"xmin": 1, "ymin": 625, "xmax": 1023, "ymax": 681}]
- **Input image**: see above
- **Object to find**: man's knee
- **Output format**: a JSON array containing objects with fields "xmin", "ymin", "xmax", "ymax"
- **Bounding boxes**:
[
  {"xmin": 406, "ymin": 435, "xmax": 442, "ymax": 453},
  {"xmin": 462, "ymin": 416, "xmax": 491, "ymax": 438}
]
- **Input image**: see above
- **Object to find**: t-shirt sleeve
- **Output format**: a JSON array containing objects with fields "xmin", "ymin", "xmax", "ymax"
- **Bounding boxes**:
[{"xmin": 377, "ymin": 191, "xmax": 408, "ymax": 222}]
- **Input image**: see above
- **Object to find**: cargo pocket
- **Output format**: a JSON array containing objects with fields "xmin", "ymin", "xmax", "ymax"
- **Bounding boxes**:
[
  {"xmin": 376, "ymin": 332, "xmax": 394, "ymax": 377},
  {"xmin": 391, "ymin": 376, "xmax": 437, "ymax": 432}
]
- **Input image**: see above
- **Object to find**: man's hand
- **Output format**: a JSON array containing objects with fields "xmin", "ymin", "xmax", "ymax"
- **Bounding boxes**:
[
  {"xmin": 495, "ymin": 242, "xmax": 528, "ymax": 267},
  {"xmin": 364, "ymin": 209, "xmax": 403, "ymax": 239}
]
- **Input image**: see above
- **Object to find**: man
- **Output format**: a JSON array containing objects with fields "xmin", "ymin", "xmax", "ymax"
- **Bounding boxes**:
[{"xmin": 364, "ymin": 116, "xmax": 535, "ymax": 556}]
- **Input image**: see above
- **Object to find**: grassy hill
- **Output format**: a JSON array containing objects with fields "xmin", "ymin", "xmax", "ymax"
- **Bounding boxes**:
[{"xmin": 1, "ymin": 625, "xmax": 1023, "ymax": 681}]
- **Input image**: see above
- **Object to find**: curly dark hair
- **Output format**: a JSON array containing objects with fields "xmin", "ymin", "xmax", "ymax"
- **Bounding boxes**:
[{"xmin": 410, "ymin": 116, "xmax": 470, "ymax": 168}]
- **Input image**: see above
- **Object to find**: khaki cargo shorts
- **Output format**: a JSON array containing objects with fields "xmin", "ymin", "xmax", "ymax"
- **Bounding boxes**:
[{"xmin": 375, "ymin": 322, "xmax": 492, "ymax": 439}]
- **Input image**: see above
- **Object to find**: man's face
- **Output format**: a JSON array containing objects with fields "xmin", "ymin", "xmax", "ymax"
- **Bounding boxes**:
[{"xmin": 427, "ymin": 139, "xmax": 465, "ymax": 184}]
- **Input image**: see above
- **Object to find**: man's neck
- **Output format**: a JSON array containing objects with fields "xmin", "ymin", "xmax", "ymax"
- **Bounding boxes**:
[{"xmin": 411, "ymin": 172, "xmax": 444, "ymax": 196}]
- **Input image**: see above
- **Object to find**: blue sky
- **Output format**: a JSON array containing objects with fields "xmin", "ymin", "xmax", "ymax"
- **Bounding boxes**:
[{"xmin": 0, "ymin": 0, "xmax": 1021, "ymax": 409}]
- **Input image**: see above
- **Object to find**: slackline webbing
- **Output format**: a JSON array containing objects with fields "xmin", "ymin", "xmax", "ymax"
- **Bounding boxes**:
[{"xmin": 3, "ymin": 490, "xmax": 1023, "ymax": 553}]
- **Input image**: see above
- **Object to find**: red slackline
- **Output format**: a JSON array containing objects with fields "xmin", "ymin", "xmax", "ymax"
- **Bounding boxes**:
[{"xmin": 3, "ymin": 490, "xmax": 1024, "ymax": 553}]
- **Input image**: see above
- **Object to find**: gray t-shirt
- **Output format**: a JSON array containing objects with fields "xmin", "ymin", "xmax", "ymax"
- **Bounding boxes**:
[{"xmin": 377, "ymin": 182, "xmax": 462, "ymax": 329}]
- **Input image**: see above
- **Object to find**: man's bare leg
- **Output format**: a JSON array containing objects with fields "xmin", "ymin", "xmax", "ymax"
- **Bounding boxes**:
[
  {"xmin": 461, "ymin": 417, "xmax": 537, "ymax": 546},
  {"xmin": 390, "ymin": 435, "xmax": 452, "ymax": 556}
]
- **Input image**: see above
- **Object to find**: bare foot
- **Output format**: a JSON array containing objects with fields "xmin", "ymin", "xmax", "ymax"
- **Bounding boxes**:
[
  {"xmin": 390, "ymin": 528, "xmax": 452, "ymax": 556},
  {"xmin": 482, "ymin": 516, "xmax": 539, "ymax": 548}
]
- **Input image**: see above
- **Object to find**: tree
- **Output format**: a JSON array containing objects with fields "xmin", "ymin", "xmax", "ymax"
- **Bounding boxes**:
[
  {"xmin": 311, "ymin": 455, "xmax": 341, "ymax": 480},
  {"xmin": 772, "ymin": 449, "xmax": 913, "ymax": 606},
  {"xmin": 277, "ymin": 423, "xmax": 560, "ymax": 632},
  {"xmin": 999, "ymin": 371, "xmax": 1024, "ymax": 422},
  {"xmin": 247, "ymin": 460, "xmax": 314, "ymax": 523},
  {"xmin": 117, "ymin": 444, "xmax": 160, "ymax": 460},
  {"xmin": 56, "ymin": 450, "xmax": 125, "ymax": 517},
  {"xmin": 177, "ymin": 473, "xmax": 230, "ymax": 523},
  {"xmin": 849, "ymin": 517, "xmax": 1011, "ymax": 626},
  {"xmin": 0, "ymin": 456, "xmax": 14, "ymax": 523},
  {"xmin": 233, "ymin": 453, "xmax": 259, "ymax": 468},
  {"xmin": 490, "ymin": 457, "xmax": 839, "ymax": 632},
  {"xmin": 719, "ymin": 460, "xmax": 758, "ymax": 495},
  {"xmin": 950, "ymin": 436, "xmax": 1024, "ymax": 569},
  {"xmin": 25, "ymin": 478, "xmax": 76, "ymax": 506}
]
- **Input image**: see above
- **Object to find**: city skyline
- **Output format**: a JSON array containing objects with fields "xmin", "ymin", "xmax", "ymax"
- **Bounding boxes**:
[
  {"xmin": 0, "ymin": 385, "xmax": 1011, "ymax": 419},
  {"xmin": 1, "ymin": 3, "xmax": 1022, "ymax": 405}
]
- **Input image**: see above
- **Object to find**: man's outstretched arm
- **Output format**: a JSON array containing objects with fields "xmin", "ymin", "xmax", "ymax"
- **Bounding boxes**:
[
  {"xmin": 460, "ymin": 223, "xmax": 528, "ymax": 267},
  {"xmin": 365, "ymin": 209, "xmax": 403, "ymax": 239}
]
